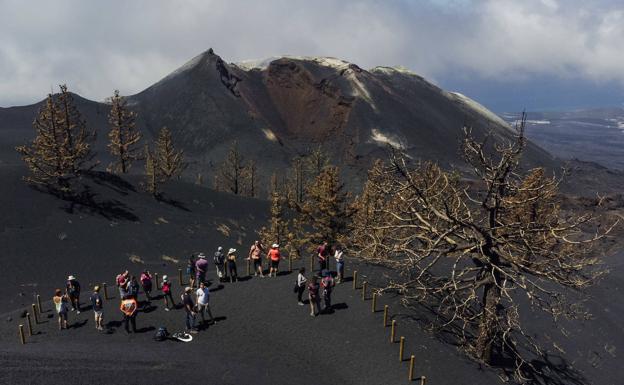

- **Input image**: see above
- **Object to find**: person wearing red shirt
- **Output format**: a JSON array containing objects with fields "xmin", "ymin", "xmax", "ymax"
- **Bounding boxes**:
[{"xmin": 267, "ymin": 244, "xmax": 282, "ymax": 277}]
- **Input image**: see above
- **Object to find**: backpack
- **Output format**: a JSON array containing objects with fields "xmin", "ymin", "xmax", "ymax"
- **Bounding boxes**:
[{"xmin": 154, "ymin": 326, "xmax": 169, "ymax": 341}]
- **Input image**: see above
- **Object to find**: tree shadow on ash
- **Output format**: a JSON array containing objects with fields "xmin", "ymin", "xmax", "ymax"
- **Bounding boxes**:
[
  {"xmin": 156, "ymin": 193, "xmax": 190, "ymax": 212},
  {"xmin": 87, "ymin": 171, "xmax": 136, "ymax": 195},
  {"xmin": 395, "ymin": 298, "xmax": 588, "ymax": 385}
]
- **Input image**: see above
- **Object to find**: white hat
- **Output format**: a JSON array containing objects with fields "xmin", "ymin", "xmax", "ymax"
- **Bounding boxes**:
[
  {"xmin": 162, "ymin": 275, "xmax": 168, "ymax": 281},
  {"xmin": 185, "ymin": 286, "xmax": 192, "ymax": 292},
  {"xmin": 228, "ymin": 248, "xmax": 236, "ymax": 254},
  {"xmin": 68, "ymin": 275, "xmax": 76, "ymax": 280},
  {"xmin": 272, "ymin": 243, "xmax": 279, "ymax": 248},
  {"xmin": 198, "ymin": 253, "xmax": 206, "ymax": 258},
  {"xmin": 217, "ymin": 246, "xmax": 223, "ymax": 251}
]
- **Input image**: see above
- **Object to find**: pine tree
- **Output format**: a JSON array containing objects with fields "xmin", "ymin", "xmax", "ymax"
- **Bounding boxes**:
[
  {"xmin": 297, "ymin": 166, "xmax": 351, "ymax": 248},
  {"xmin": 107, "ymin": 90, "xmax": 141, "ymax": 173},
  {"xmin": 258, "ymin": 188, "xmax": 289, "ymax": 249},
  {"xmin": 143, "ymin": 145, "xmax": 158, "ymax": 195},
  {"xmin": 215, "ymin": 141, "xmax": 245, "ymax": 194},
  {"xmin": 154, "ymin": 126, "xmax": 184, "ymax": 181},
  {"xmin": 16, "ymin": 85, "xmax": 96, "ymax": 191}
]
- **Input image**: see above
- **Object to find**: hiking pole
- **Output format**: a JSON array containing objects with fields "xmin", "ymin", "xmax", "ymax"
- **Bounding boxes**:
[
  {"xmin": 390, "ymin": 320, "xmax": 396, "ymax": 342},
  {"xmin": 36, "ymin": 294, "xmax": 43, "ymax": 314},
  {"xmin": 352, "ymin": 270, "xmax": 358, "ymax": 290},
  {"xmin": 372, "ymin": 292, "xmax": 377, "ymax": 312},
  {"xmin": 18, "ymin": 324, "xmax": 25, "ymax": 345},
  {"xmin": 409, "ymin": 355, "xmax": 415, "ymax": 381},
  {"xmin": 26, "ymin": 313, "xmax": 33, "ymax": 336},
  {"xmin": 103, "ymin": 283, "xmax": 109, "ymax": 300},
  {"xmin": 31, "ymin": 304, "xmax": 39, "ymax": 324},
  {"xmin": 362, "ymin": 281, "xmax": 368, "ymax": 301},
  {"xmin": 399, "ymin": 336, "xmax": 405, "ymax": 362},
  {"xmin": 383, "ymin": 305, "xmax": 389, "ymax": 327}
]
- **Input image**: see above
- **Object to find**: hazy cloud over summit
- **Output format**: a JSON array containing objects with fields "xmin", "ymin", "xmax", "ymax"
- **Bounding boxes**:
[{"xmin": 1, "ymin": 0, "xmax": 623, "ymax": 110}]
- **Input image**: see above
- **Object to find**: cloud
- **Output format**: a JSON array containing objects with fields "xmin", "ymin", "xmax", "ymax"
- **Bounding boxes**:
[{"xmin": 0, "ymin": 0, "xmax": 622, "ymax": 106}]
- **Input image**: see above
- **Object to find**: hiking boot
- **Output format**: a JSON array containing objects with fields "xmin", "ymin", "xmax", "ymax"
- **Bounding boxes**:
[
  {"xmin": 164, "ymin": 308, "xmax": 170, "ymax": 312},
  {"xmin": 298, "ymin": 302, "xmax": 304, "ymax": 306}
]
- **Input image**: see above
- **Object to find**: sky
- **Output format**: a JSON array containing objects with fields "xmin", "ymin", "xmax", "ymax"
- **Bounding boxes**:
[{"xmin": 1, "ymin": 0, "xmax": 623, "ymax": 111}]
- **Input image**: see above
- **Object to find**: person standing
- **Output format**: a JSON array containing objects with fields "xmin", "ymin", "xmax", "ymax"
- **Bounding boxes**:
[
  {"xmin": 181, "ymin": 287, "xmax": 198, "ymax": 333},
  {"xmin": 195, "ymin": 253, "xmax": 209, "ymax": 286},
  {"xmin": 267, "ymin": 244, "xmax": 281, "ymax": 277},
  {"xmin": 162, "ymin": 275, "xmax": 175, "ymax": 311},
  {"xmin": 53, "ymin": 289, "xmax": 69, "ymax": 330},
  {"xmin": 116, "ymin": 270, "xmax": 129, "ymax": 298},
  {"xmin": 187, "ymin": 255, "xmax": 197, "ymax": 289},
  {"xmin": 334, "ymin": 246, "xmax": 345, "ymax": 284},
  {"xmin": 140, "ymin": 270, "xmax": 153, "ymax": 301},
  {"xmin": 317, "ymin": 241, "xmax": 330, "ymax": 272},
  {"xmin": 248, "ymin": 240, "xmax": 265, "ymax": 277},
  {"xmin": 119, "ymin": 295, "xmax": 138, "ymax": 334},
  {"xmin": 127, "ymin": 276, "xmax": 140, "ymax": 301},
  {"xmin": 308, "ymin": 276, "xmax": 321, "ymax": 317},
  {"xmin": 321, "ymin": 270, "xmax": 335, "ymax": 313},
  {"xmin": 214, "ymin": 246, "xmax": 226, "ymax": 281},
  {"xmin": 90, "ymin": 286, "xmax": 104, "ymax": 331},
  {"xmin": 296, "ymin": 267, "xmax": 307, "ymax": 306},
  {"xmin": 66, "ymin": 275, "xmax": 81, "ymax": 314},
  {"xmin": 195, "ymin": 282, "xmax": 216, "ymax": 326},
  {"xmin": 227, "ymin": 248, "xmax": 238, "ymax": 283}
]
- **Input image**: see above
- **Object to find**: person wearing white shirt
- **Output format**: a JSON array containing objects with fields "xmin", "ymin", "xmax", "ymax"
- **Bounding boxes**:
[
  {"xmin": 334, "ymin": 246, "xmax": 345, "ymax": 283},
  {"xmin": 195, "ymin": 282, "xmax": 216, "ymax": 325},
  {"xmin": 296, "ymin": 267, "xmax": 307, "ymax": 305}
]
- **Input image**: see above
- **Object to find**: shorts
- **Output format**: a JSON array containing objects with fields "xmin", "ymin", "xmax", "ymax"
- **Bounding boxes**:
[
  {"xmin": 253, "ymin": 259, "xmax": 261, "ymax": 268},
  {"xmin": 94, "ymin": 310, "xmax": 103, "ymax": 317},
  {"xmin": 271, "ymin": 260, "xmax": 279, "ymax": 269}
]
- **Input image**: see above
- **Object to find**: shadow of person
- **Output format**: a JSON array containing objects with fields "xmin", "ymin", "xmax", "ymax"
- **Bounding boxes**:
[
  {"xmin": 135, "ymin": 326, "xmax": 156, "ymax": 334},
  {"xmin": 70, "ymin": 319, "xmax": 88, "ymax": 329},
  {"xmin": 210, "ymin": 284, "xmax": 225, "ymax": 292}
]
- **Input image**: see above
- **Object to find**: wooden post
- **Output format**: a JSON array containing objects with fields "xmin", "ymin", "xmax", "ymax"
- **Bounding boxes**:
[
  {"xmin": 352, "ymin": 270, "xmax": 358, "ymax": 290},
  {"xmin": 399, "ymin": 336, "xmax": 405, "ymax": 361},
  {"xmin": 154, "ymin": 273, "xmax": 160, "ymax": 290},
  {"xmin": 420, "ymin": 376, "xmax": 426, "ymax": 385},
  {"xmin": 36, "ymin": 294, "xmax": 42, "ymax": 314},
  {"xmin": 31, "ymin": 304, "xmax": 39, "ymax": 324},
  {"xmin": 288, "ymin": 254, "xmax": 293, "ymax": 272},
  {"xmin": 390, "ymin": 320, "xmax": 396, "ymax": 342},
  {"xmin": 409, "ymin": 355, "xmax": 415, "ymax": 381},
  {"xmin": 26, "ymin": 313, "xmax": 33, "ymax": 336},
  {"xmin": 372, "ymin": 292, "xmax": 377, "ymax": 312},
  {"xmin": 383, "ymin": 305, "xmax": 389, "ymax": 327},
  {"xmin": 18, "ymin": 324, "xmax": 25, "ymax": 345},
  {"xmin": 103, "ymin": 283, "xmax": 109, "ymax": 300},
  {"xmin": 309, "ymin": 255, "xmax": 314, "ymax": 272},
  {"xmin": 246, "ymin": 259, "xmax": 251, "ymax": 276},
  {"xmin": 178, "ymin": 269, "xmax": 183, "ymax": 286},
  {"xmin": 362, "ymin": 281, "xmax": 368, "ymax": 301}
]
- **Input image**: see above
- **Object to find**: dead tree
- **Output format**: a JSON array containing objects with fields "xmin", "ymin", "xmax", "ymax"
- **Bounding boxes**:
[
  {"xmin": 350, "ymin": 116, "xmax": 618, "ymax": 380},
  {"xmin": 154, "ymin": 126, "xmax": 184, "ymax": 181},
  {"xmin": 107, "ymin": 90, "xmax": 141, "ymax": 173},
  {"xmin": 215, "ymin": 141, "xmax": 245, "ymax": 194},
  {"xmin": 16, "ymin": 85, "xmax": 96, "ymax": 191}
]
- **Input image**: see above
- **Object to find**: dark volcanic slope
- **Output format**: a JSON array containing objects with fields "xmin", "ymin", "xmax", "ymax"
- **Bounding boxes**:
[{"xmin": 0, "ymin": 50, "xmax": 558, "ymax": 189}]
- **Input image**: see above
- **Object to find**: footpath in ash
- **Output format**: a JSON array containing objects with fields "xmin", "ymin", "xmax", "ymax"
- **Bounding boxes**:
[{"xmin": 0, "ymin": 258, "xmax": 499, "ymax": 385}]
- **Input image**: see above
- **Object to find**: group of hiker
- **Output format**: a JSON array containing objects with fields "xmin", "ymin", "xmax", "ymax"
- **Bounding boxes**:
[{"xmin": 50, "ymin": 240, "xmax": 346, "ymax": 335}]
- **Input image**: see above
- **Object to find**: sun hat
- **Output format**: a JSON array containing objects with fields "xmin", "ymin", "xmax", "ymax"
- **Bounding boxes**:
[
  {"xmin": 162, "ymin": 275, "xmax": 168, "ymax": 281},
  {"xmin": 185, "ymin": 286, "xmax": 192, "ymax": 292},
  {"xmin": 198, "ymin": 252, "xmax": 206, "ymax": 258},
  {"xmin": 68, "ymin": 275, "xmax": 76, "ymax": 280},
  {"xmin": 228, "ymin": 248, "xmax": 236, "ymax": 254},
  {"xmin": 272, "ymin": 243, "xmax": 279, "ymax": 248},
  {"xmin": 94, "ymin": 285, "xmax": 100, "ymax": 291},
  {"xmin": 218, "ymin": 246, "xmax": 223, "ymax": 251}
]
